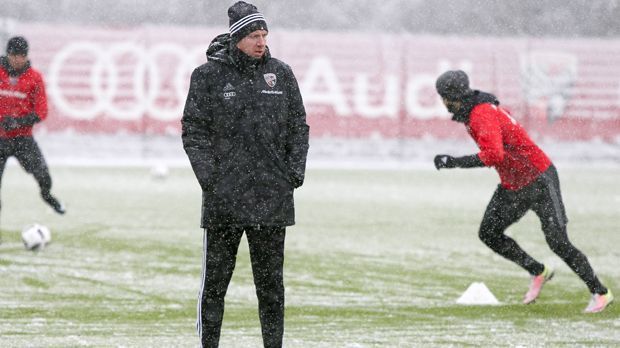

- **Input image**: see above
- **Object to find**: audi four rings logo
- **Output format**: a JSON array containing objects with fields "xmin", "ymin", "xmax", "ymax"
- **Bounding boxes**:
[{"xmin": 47, "ymin": 42, "xmax": 205, "ymax": 121}]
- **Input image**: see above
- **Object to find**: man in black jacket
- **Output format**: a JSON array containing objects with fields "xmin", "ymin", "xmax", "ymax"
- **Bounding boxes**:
[{"xmin": 181, "ymin": 2, "xmax": 309, "ymax": 347}]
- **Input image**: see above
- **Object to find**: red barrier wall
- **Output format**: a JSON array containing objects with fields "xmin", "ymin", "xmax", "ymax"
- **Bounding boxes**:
[{"xmin": 15, "ymin": 23, "xmax": 620, "ymax": 142}]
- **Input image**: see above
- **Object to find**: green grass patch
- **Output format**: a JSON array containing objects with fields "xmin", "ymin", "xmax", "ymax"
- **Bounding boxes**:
[{"xmin": 0, "ymin": 166, "xmax": 618, "ymax": 347}]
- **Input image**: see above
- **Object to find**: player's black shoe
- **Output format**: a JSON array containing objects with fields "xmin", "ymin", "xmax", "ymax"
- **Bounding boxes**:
[{"xmin": 42, "ymin": 193, "xmax": 66, "ymax": 215}]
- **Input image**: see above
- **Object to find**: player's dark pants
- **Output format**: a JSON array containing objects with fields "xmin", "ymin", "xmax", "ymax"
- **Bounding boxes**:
[
  {"xmin": 478, "ymin": 165, "xmax": 607, "ymax": 295},
  {"xmin": 0, "ymin": 136, "xmax": 57, "ymax": 212},
  {"xmin": 198, "ymin": 225, "xmax": 286, "ymax": 348}
]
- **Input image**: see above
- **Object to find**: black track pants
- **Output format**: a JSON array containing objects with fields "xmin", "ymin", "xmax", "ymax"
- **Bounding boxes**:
[
  {"xmin": 478, "ymin": 165, "xmax": 607, "ymax": 295},
  {"xmin": 197, "ymin": 225, "xmax": 286, "ymax": 348},
  {"xmin": 0, "ymin": 136, "xmax": 53, "ymax": 212}
]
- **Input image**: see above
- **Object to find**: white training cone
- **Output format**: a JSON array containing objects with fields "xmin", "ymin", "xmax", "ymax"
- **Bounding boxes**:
[{"xmin": 456, "ymin": 282, "xmax": 500, "ymax": 305}]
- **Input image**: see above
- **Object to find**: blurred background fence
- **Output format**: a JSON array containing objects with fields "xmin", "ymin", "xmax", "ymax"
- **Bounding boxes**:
[{"xmin": 2, "ymin": 0, "xmax": 620, "ymax": 165}]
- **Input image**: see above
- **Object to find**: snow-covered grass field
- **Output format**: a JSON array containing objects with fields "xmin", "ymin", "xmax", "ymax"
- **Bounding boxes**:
[{"xmin": 0, "ymin": 165, "xmax": 618, "ymax": 347}]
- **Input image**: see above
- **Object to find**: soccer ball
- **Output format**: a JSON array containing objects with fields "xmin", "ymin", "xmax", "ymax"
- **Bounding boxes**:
[
  {"xmin": 21, "ymin": 223, "xmax": 52, "ymax": 251},
  {"xmin": 150, "ymin": 163, "xmax": 169, "ymax": 180}
]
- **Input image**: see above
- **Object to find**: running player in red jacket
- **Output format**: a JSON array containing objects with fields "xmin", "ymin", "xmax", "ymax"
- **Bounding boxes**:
[
  {"xmin": 0, "ymin": 36, "xmax": 65, "ymax": 224},
  {"xmin": 433, "ymin": 70, "xmax": 613, "ymax": 313}
]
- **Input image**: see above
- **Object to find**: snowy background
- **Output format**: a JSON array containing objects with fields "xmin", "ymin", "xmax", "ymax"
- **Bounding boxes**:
[
  {"xmin": 3, "ymin": 0, "xmax": 620, "ymax": 37},
  {"xmin": 1, "ymin": 2, "xmax": 619, "ymax": 347},
  {"xmin": 2, "ymin": 0, "xmax": 620, "ymax": 168}
]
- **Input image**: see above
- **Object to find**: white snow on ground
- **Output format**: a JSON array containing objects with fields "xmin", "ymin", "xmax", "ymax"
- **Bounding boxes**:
[
  {"xmin": 33, "ymin": 133, "xmax": 620, "ymax": 169},
  {"xmin": 0, "ymin": 133, "xmax": 618, "ymax": 347}
]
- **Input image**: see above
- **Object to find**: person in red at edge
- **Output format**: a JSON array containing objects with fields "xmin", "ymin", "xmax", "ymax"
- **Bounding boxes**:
[
  {"xmin": 0, "ymin": 36, "xmax": 65, "ymax": 223},
  {"xmin": 433, "ymin": 70, "xmax": 613, "ymax": 313}
]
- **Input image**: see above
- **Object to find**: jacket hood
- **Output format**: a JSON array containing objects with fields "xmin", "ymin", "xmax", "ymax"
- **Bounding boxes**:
[
  {"xmin": 452, "ymin": 90, "xmax": 499, "ymax": 123},
  {"xmin": 206, "ymin": 33, "xmax": 232, "ymax": 64}
]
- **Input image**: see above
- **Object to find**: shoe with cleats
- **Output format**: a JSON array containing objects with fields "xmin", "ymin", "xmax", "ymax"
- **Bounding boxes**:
[
  {"xmin": 584, "ymin": 289, "xmax": 614, "ymax": 313},
  {"xmin": 523, "ymin": 265, "xmax": 554, "ymax": 304},
  {"xmin": 42, "ymin": 193, "xmax": 66, "ymax": 215}
]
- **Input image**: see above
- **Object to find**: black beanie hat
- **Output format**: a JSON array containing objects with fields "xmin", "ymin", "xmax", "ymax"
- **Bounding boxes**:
[
  {"xmin": 228, "ymin": 1, "xmax": 268, "ymax": 44},
  {"xmin": 6, "ymin": 36, "xmax": 29, "ymax": 55},
  {"xmin": 435, "ymin": 70, "xmax": 473, "ymax": 101}
]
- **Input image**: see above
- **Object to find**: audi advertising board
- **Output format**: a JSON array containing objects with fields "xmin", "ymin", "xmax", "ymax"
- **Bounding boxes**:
[{"xmin": 15, "ymin": 22, "xmax": 620, "ymax": 143}]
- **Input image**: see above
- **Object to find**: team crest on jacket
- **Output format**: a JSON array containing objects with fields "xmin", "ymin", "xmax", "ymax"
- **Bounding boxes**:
[{"xmin": 264, "ymin": 73, "xmax": 276, "ymax": 88}]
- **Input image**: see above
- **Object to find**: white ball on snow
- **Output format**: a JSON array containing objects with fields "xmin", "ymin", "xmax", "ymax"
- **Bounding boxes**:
[
  {"xmin": 150, "ymin": 163, "xmax": 169, "ymax": 179},
  {"xmin": 21, "ymin": 223, "xmax": 52, "ymax": 251}
]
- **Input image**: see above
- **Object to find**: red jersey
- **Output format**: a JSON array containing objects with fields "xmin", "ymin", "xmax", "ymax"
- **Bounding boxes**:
[
  {"xmin": 0, "ymin": 62, "xmax": 48, "ymax": 138},
  {"xmin": 467, "ymin": 103, "xmax": 551, "ymax": 190}
]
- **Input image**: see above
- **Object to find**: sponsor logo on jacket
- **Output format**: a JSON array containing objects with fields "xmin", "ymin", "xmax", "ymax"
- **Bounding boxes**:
[
  {"xmin": 261, "ymin": 90, "xmax": 283, "ymax": 95},
  {"xmin": 0, "ymin": 89, "xmax": 27, "ymax": 99},
  {"xmin": 223, "ymin": 82, "xmax": 236, "ymax": 99}
]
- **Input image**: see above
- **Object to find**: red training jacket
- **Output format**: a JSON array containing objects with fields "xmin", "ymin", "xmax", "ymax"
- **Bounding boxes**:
[
  {"xmin": 467, "ymin": 103, "xmax": 551, "ymax": 191},
  {"xmin": 0, "ymin": 63, "xmax": 48, "ymax": 138}
]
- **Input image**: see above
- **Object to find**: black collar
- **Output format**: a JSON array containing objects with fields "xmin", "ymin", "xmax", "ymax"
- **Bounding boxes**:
[
  {"xmin": 0, "ymin": 56, "xmax": 31, "ymax": 77},
  {"xmin": 452, "ymin": 90, "xmax": 500, "ymax": 123},
  {"xmin": 229, "ymin": 45, "xmax": 263, "ymax": 76}
]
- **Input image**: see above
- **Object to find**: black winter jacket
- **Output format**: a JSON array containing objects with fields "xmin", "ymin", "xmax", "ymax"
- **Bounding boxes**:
[{"xmin": 182, "ymin": 34, "xmax": 309, "ymax": 228}]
